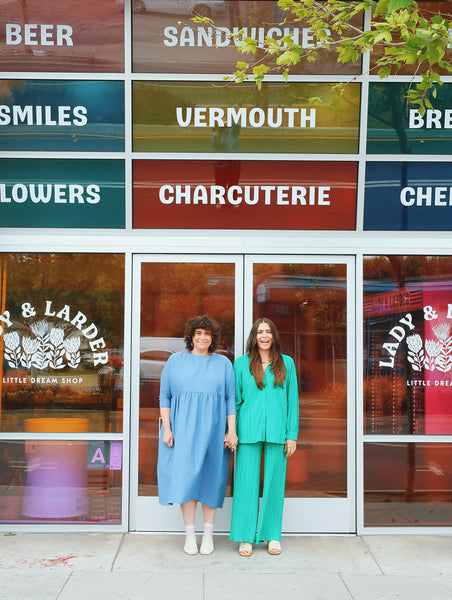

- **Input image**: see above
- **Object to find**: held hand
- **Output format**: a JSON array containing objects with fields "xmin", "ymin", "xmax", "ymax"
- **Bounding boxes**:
[
  {"xmin": 224, "ymin": 431, "xmax": 238, "ymax": 451},
  {"xmin": 285, "ymin": 439, "xmax": 296, "ymax": 458},
  {"xmin": 163, "ymin": 430, "xmax": 174, "ymax": 447}
]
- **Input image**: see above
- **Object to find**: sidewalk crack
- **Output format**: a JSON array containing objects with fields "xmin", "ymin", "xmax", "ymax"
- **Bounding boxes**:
[
  {"xmin": 111, "ymin": 532, "xmax": 126, "ymax": 571},
  {"xmin": 338, "ymin": 573, "xmax": 356, "ymax": 600},
  {"xmin": 361, "ymin": 536, "xmax": 384, "ymax": 575},
  {"xmin": 55, "ymin": 572, "xmax": 73, "ymax": 600}
]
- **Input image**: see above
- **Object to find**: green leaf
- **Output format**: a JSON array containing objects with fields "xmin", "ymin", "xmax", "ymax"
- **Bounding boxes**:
[
  {"xmin": 374, "ymin": 30, "xmax": 393, "ymax": 44},
  {"xmin": 252, "ymin": 64, "xmax": 270, "ymax": 77},
  {"xmin": 431, "ymin": 15, "xmax": 445, "ymax": 25},
  {"xmin": 221, "ymin": 0, "xmax": 449, "ymax": 93},
  {"xmin": 191, "ymin": 16, "xmax": 213, "ymax": 24},
  {"xmin": 378, "ymin": 65, "xmax": 391, "ymax": 79},
  {"xmin": 387, "ymin": 0, "xmax": 412, "ymax": 13},
  {"xmin": 336, "ymin": 46, "xmax": 359, "ymax": 64},
  {"xmin": 374, "ymin": 0, "xmax": 390, "ymax": 16},
  {"xmin": 236, "ymin": 37, "xmax": 258, "ymax": 55},
  {"xmin": 276, "ymin": 49, "xmax": 301, "ymax": 66}
]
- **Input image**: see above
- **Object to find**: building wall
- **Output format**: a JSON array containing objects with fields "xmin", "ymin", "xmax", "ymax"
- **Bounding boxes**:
[{"xmin": 1, "ymin": 0, "xmax": 452, "ymax": 532}]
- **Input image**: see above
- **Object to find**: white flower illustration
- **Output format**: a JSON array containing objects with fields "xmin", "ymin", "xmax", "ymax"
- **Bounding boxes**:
[
  {"xmin": 21, "ymin": 336, "xmax": 39, "ymax": 369},
  {"xmin": 425, "ymin": 339, "xmax": 442, "ymax": 358},
  {"xmin": 63, "ymin": 336, "xmax": 81, "ymax": 353},
  {"xmin": 22, "ymin": 336, "xmax": 39, "ymax": 355},
  {"xmin": 4, "ymin": 331, "xmax": 20, "ymax": 351},
  {"xmin": 49, "ymin": 327, "xmax": 65, "ymax": 346},
  {"xmin": 4, "ymin": 331, "xmax": 21, "ymax": 368},
  {"xmin": 406, "ymin": 334, "xmax": 425, "ymax": 371},
  {"xmin": 433, "ymin": 322, "xmax": 451, "ymax": 341},
  {"xmin": 406, "ymin": 334, "xmax": 423, "ymax": 353},
  {"xmin": 63, "ymin": 335, "xmax": 81, "ymax": 369},
  {"xmin": 47, "ymin": 327, "xmax": 66, "ymax": 369},
  {"xmin": 29, "ymin": 319, "xmax": 51, "ymax": 369},
  {"xmin": 30, "ymin": 319, "xmax": 49, "ymax": 338}
]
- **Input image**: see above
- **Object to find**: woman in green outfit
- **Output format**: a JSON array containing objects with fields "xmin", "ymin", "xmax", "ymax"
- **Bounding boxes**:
[{"xmin": 230, "ymin": 317, "xmax": 299, "ymax": 557}]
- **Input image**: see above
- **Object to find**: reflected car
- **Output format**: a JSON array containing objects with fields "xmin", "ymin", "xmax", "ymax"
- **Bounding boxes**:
[
  {"xmin": 139, "ymin": 337, "xmax": 185, "ymax": 383},
  {"xmin": 132, "ymin": 0, "xmax": 226, "ymax": 18}
]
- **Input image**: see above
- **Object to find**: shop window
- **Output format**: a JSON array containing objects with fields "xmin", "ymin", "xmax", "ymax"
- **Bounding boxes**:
[
  {"xmin": 132, "ymin": 0, "xmax": 362, "ymax": 75},
  {"xmin": 138, "ymin": 261, "xmax": 235, "ymax": 497},
  {"xmin": 369, "ymin": 2, "xmax": 452, "ymax": 77},
  {"xmin": 367, "ymin": 82, "xmax": 452, "ymax": 155},
  {"xmin": 0, "ymin": 80, "xmax": 125, "ymax": 152},
  {"xmin": 132, "ymin": 81, "xmax": 360, "ymax": 154},
  {"xmin": 364, "ymin": 442, "xmax": 452, "ymax": 527},
  {"xmin": 364, "ymin": 255, "xmax": 452, "ymax": 434},
  {"xmin": 253, "ymin": 262, "xmax": 348, "ymax": 498},
  {"xmin": 0, "ymin": 253, "xmax": 125, "ymax": 433},
  {"xmin": 0, "ymin": 159, "xmax": 125, "ymax": 229},
  {"xmin": 0, "ymin": 440, "xmax": 122, "ymax": 524},
  {"xmin": 364, "ymin": 162, "xmax": 452, "ymax": 232},
  {"xmin": 133, "ymin": 159, "xmax": 357, "ymax": 230},
  {"xmin": 0, "ymin": 0, "xmax": 124, "ymax": 73}
]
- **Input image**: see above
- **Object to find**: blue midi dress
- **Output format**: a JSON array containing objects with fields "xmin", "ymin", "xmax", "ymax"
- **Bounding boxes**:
[{"xmin": 157, "ymin": 350, "xmax": 236, "ymax": 509}]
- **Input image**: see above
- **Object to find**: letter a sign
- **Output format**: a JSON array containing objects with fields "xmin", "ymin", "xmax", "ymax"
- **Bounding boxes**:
[{"xmin": 87, "ymin": 441, "xmax": 111, "ymax": 469}]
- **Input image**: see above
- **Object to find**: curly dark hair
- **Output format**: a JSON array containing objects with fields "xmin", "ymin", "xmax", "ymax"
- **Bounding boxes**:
[{"xmin": 184, "ymin": 315, "xmax": 221, "ymax": 353}]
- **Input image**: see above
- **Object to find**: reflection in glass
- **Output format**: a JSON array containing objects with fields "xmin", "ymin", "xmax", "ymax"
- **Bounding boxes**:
[
  {"xmin": 0, "ymin": 440, "xmax": 122, "ymax": 524},
  {"xmin": 0, "ymin": 80, "xmax": 125, "ymax": 152},
  {"xmin": 132, "ymin": 81, "xmax": 360, "ymax": 154},
  {"xmin": 367, "ymin": 82, "xmax": 452, "ymax": 155},
  {"xmin": 365, "ymin": 442, "xmax": 452, "ymax": 526},
  {"xmin": 364, "ymin": 255, "xmax": 452, "ymax": 434},
  {"xmin": 138, "ymin": 262, "xmax": 235, "ymax": 496},
  {"xmin": 364, "ymin": 162, "xmax": 452, "ymax": 232},
  {"xmin": 0, "ymin": 159, "xmax": 125, "ymax": 229},
  {"xmin": 370, "ymin": 2, "xmax": 452, "ymax": 77},
  {"xmin": 132, "ymin": 159, "xmax": 357, "ymax": 231},
  {"xmin": 0, "ymin": 0, "xmax": 124, "ymax": 72},
  {"xmin": 132, "ymin": 0, "xmax": 361, "ymax": 75},
  {"xmin": 0, "ymin": 254, "xmax": 125, "ymax": 433},
  {"xmin": 253, "ymin": 263, "xmax": 348, "ymax": 498}
]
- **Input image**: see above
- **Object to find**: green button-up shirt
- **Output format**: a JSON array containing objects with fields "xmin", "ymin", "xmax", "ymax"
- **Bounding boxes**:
[{"xmin": 234, "ymin": 353, "xmax": 299, "ymax": 444}]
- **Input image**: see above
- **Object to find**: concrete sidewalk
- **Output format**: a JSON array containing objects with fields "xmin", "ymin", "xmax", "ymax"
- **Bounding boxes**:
[{"xmin": 1, "ymin": 533, "xmax": 452, "ymax": 600}]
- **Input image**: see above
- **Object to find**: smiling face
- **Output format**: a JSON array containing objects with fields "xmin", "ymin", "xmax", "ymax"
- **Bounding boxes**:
[
  {"xmin": 256, "ymin": 322, "xmax": 273, "ymax": 353},
  {"xmin": 191, "ymin": 328, "xmax": 212, "ymax": 355}
]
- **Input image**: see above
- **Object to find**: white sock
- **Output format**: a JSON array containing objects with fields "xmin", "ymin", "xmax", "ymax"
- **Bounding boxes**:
[
  {"xmin": 200, "ymin": 522, "xmax": 214, "ymax": 555},
  {"xmin": 184, "ymin": 524, "xmax": 197, "ymax": 555}
]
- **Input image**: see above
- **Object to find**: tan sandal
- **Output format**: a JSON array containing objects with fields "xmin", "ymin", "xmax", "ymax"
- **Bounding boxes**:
[
  {"xmin": 267, "ymin": 540, "xmax": 281, "ymax": 555},
  {"xmin": 239, "ymin": 542, "xmax": 253, "ymax": 557}
]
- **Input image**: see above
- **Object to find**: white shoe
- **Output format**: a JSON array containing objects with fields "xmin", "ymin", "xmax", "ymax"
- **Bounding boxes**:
[
  {"xmin": 200, "ymin": 535, "xmax": 214, "ymax": 555},
  {"xmin": 184, "ymin": 535, "xmax": 198, "ymax": 555}
]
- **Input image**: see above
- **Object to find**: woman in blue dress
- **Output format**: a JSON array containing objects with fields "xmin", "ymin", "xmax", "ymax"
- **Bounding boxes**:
[{"xmin": 157, "ymin": 315, "xmax": 237, "ymax": 555}]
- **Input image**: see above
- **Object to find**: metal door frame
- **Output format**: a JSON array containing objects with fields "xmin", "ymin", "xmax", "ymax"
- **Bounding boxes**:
[
  {"xmin": 244, "ymin": 255, "xmax": 356, "ymax": 534},
  {"xmin": 129, "ymin": 254, "xmax": 243, "ymax": 532},
  {"xmin": 130, "ymin": 253, "xmax": 355, "ymax": 533}
]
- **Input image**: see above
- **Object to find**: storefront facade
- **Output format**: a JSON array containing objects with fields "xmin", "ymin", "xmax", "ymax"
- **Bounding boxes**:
[{"xmin": 1, "ymin": 0, "xmax": 452, "ymax": 534}]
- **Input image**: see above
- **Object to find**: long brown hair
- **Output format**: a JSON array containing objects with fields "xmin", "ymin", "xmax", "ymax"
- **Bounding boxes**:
[{"xmin": 246, "ymin": 318, "xmax": 286, "ymax": 390}]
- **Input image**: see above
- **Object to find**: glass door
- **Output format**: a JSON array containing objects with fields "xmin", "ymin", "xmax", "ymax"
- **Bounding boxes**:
[
  {"xmin": 130, "ymin": 255, "xmax": 243, "ymax": 531},
  {"xmin": 130, "ymin": 254, "xmax": 355, "ymax": 533},
  {"xmin": 245, "ymin": 256, "xmax": 355, "ymax": 533}
]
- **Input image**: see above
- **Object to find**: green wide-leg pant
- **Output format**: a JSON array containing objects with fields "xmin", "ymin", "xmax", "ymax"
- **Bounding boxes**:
[{"xmin": 230, "ymin": 442, "xmax": 287, "ymax": 544}]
